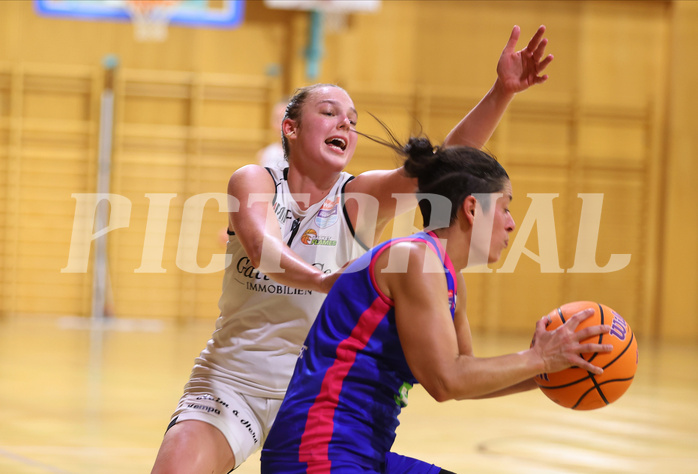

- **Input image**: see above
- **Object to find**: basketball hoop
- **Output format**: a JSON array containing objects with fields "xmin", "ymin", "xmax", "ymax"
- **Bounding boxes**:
[
  {"xmin": 263, "ymin": 1, "xmax": 381, "ymax": 33},
  {"xmin": 124, "ymin": 0, "xmax": 181, "ymax": 42}
]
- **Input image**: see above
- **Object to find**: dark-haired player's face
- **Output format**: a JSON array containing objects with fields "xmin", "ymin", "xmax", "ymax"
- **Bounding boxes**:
[{"xmin": 488, "ymin": 180, "xmax": 515, "ymax": 263}]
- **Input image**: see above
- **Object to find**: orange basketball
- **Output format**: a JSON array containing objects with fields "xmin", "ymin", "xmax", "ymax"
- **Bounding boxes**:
[{"xmin": 534, "ymin": 301, "xmax": 638, "ymax": 410}]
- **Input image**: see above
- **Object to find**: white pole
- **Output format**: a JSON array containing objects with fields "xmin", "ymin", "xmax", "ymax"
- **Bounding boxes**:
[{"xmin": 92, "ymin": 55, "xmax": 118, "ymax": 321}]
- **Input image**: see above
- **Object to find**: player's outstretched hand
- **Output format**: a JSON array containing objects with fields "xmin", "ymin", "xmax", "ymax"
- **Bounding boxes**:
[
  {"xmin": 496, "ymin": 25, "xmax": 554, "ymax": 94},
  {"xmin": 531, "ymin": 308, "xmax": 612, "ymax": 375}
]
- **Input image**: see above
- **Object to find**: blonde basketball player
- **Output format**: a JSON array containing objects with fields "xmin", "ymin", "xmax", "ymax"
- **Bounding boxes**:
[{"xmin": 152, "ymin": 25, "xmax": 554, "ymax": 474}]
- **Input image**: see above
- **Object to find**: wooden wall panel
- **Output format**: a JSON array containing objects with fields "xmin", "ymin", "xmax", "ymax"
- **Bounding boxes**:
[
  {"xmin": 660, "ymin": 1, "xmax": 698, "ymax": 341},
  {"xmin": 578, "ymin": 1, "xmax": 667, "ymax": 109},
  {"xmin": 0, "ymin": 64, "xmax": 98, "ymax": 318},
  {"xmin": 105, "ymin": 71, "xmax": 272, "ymax": 320},
  {"xmin": 0, "ymin": 0, "xmax": 692, "ymax": 341}
]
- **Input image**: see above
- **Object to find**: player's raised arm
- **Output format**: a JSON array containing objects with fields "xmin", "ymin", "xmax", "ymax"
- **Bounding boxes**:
[
  {"xmin": 347, "ymin": 26, "xmax": 553, "ymax": 245},
  {"xmin": 444, "ymin": 25, "xmax": 554, "ymax": 148}
]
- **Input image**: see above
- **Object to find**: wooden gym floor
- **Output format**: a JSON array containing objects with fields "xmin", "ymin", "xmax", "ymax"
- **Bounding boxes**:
[{"xmin": 0, "ymin": 315, "xmax": 696, "ymax": 474}]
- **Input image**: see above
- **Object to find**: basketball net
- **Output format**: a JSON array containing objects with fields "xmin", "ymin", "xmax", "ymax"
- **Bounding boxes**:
[{"xmin": 124, "ymin": 0, "xmax": 181, "ymax": 42}]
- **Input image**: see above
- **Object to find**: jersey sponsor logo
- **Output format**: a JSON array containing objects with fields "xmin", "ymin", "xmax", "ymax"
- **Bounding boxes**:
[
  {"xmin": 237, "ymin": 257, "xmax": 271, "ymax": 282},
  {"xmin": 394, "ymin": 381, "xmax": 412, "ymax": 408},
  {"xmin": 186, "ymin": 403, "xmax": 220, "ymax": 415},
  {"xmin": 300, "ymin": 229, "xmax": 337, "ymax": 246},
  {"xmin": 231, "ymin": 410, "xmax": 259, "ymax": 445},
  {"xmin": 196, "ymin": 394, "xmax": 229, "ymax": 409},
  {"xmin": 187, "ymin": 394, "xmax": 230, "ymax": 416},
  {"xmin": 311, "ymin": 262, "xmax": 333, "ymax": 274},
  {"xmin": 448, "ymin": 289, "xmax": 456, "ymax": 312},
  {"xmin": 235, "ymin": 257, "xmax": 313, "ymax": 295},
  {"xmin": 246, "ymin": 281, "xmax": 313, "ymax": 295},
  {"xmin": 273, "ymin": 201, "xmax": 294, "ymax": 225},
  {"xmin": 234, "ymin": 256, "xmax": 335, "ymax": 295},
  {"xmin": 315, "ymin": 197, "xmax": 339, "ymax": 228}
]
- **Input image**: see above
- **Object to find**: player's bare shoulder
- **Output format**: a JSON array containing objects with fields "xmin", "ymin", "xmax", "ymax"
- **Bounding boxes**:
[{"xmin": 228, "ymin": 164, "xmax": 275, "ymax": 196}]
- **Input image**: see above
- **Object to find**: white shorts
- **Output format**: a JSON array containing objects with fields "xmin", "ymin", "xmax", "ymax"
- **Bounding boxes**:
[{"xmin": 168, "ymin": 376, "xmax": 282, "ymax": 469}]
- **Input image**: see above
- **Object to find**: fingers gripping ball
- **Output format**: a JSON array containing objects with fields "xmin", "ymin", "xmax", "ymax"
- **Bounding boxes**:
[{"xmin": 535, "ymin": 301, "xmax": 638, "ymax": 410}]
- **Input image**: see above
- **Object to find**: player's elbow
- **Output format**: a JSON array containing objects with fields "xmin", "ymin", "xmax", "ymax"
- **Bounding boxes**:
[
  {"xmin": 421, "ymin": 366, "xmax": 491, "ymax": 402},
  {"xmin": 421, "ymin": 376, "xmax": 460, "ymax": 403},
  {"xmin": 245, "ymin": 247, "xmax": 263, "ymax": 269},
  {"xmin": 237, "ymin": 234, "xmax": 268, "ymax": 269},
  {"xmin": 429, "ymin": 389, "xmax": 452, "ymax": 404}
]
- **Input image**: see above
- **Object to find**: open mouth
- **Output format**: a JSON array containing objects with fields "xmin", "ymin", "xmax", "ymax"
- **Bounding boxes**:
[{"xmin": 325, "ymin": 137, "xmax": 347, "ymax": 151}]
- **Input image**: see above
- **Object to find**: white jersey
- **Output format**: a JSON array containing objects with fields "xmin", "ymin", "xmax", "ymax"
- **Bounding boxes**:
[{"xmin": 188, "ymin": 167, "xmax": 367, "ymax": 399}]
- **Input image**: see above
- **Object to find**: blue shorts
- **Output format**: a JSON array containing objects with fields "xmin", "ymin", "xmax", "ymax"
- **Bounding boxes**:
[
  {"xmin": 385, "ymin": 453, "xmax": 443, "ymax": 473},
  {"xmin": 261, "ymin": 452, "xmax": 443, "ymax": 473}
]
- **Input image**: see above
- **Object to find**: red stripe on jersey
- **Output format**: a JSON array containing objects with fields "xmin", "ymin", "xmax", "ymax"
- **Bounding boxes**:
[
  {"xmin": 368, "ymin": 235, "xmax": 450, "ymax": 305},
  {"xmin": 298, "ymin": 295, "xmax": 392, "ymax": 470},
  {"xmin": 426, "ymin": 231, "xmax": 456, "ymax": 291}
]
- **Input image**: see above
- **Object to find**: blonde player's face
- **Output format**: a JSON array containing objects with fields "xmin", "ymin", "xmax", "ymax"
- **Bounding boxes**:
[{"xmin": 292, "ymin": 86, "xmax": 358, "ymax": 171}]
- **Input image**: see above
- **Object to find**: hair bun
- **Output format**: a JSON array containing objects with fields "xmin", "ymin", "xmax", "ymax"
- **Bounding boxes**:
[
  {"xmin": 404, "ymin": 137, "xmax": 434, "ymax": 159},
  {"xmin": 402, "ymin": 137, "xmax": 435, "ymax": 178}
]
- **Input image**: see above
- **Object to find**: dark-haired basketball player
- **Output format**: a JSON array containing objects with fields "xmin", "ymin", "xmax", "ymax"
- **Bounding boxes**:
[{"xmin": 261, "ymin": 140, "xmax": 612, "ymax": 473}]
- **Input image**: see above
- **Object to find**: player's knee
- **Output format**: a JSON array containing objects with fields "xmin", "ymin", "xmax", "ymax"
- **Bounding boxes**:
[{"xmin": 152, "ymin": 420, "xmax": 235, "ymax": 474}]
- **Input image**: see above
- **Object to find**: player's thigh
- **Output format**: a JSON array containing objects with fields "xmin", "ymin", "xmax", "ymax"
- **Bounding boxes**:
[
  {"xmin": 163, "ymin": 383, "xmax": 280, "ymax": 470},
  {"xmin": 151, "ymin": 419, "xmax": 234, "ymax": 474}
]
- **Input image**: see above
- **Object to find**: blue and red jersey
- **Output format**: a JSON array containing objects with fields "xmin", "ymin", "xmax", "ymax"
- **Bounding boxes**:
[{"xmin": 261, "ymin": 231, "xmax": 457, "ymax": 473}]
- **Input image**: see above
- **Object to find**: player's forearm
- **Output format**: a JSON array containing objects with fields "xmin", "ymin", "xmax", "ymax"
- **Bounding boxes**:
[
  {"xmin": 425, "ymin": 348, "xmax": 544, "ymax": 402},
  {"xmin": 443, "ymin": 80, "xmax": 515, "ymax": 149},
  {"xmin": 245, "ymin": 234, "xmax": 327, "ymax": 293},
  {"xmin": 456, "ymin": 349, "xmax": 544, "ymax": 400},
  {"xmin": 470, "ymin": 378, "xmax": 539, "ymax": 399}
]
